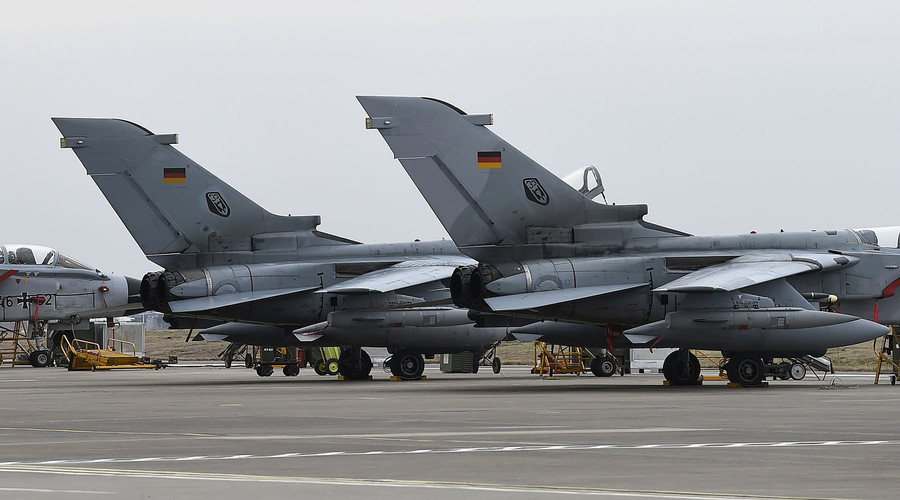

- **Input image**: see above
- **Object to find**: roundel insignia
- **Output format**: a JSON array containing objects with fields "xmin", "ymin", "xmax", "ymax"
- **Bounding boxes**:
[
  {"xmin": 523, "ymin": 178, "xmax": 549, "ymax": 206},
  {"xmin": 206, "ymin": 192, "xmax": 231, "ymax": 217}
]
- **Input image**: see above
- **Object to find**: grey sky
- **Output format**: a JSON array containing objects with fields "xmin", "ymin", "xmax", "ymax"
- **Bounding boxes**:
[{"xmin": 3, "ymin": 1, "xmax": 899, "ymax": 279}]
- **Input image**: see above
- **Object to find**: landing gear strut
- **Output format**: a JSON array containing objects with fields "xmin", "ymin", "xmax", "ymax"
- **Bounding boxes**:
[{"xmin": 662, "ymin": 349, "xmax": 701, "ymax": 385}]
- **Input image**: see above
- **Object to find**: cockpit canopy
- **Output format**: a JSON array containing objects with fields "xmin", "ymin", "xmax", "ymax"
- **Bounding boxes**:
[
  {"xmin": 854, "ymin": 227, "xmax": 900, "ymax": 249},
  {"xmin": 0, "ymin": 244, "xmax": 93, "ymax": 270}
]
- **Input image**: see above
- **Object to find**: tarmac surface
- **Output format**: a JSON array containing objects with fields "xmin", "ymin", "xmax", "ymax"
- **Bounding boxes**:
[{"xmin": 0, "ymin": 363, "xmax": 898, "ymax": 499}]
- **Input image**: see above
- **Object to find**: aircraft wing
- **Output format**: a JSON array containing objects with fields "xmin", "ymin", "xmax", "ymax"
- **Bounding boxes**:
[
  {"xmin": 655, "ymin": 253, "xmax": 858, "ymax": 293},
  {"xmin": 319, "ymin": 261, "xmax": 461, "ymax": 294},
  {"xmin": 168, "ymin": 286, "xmax": 320, "ymax": 313},
  {"xmin": 484, "ymin": 283, "xmax": 649, "ymax": 311}
]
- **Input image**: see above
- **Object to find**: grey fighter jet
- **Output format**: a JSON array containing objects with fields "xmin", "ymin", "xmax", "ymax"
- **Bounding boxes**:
[
  {"xmin": 0, "ymin": 243, "xmax": 140, "ymax": 366},
  {"xmin": 359, "ymin": 96, "xmax": 897, "ymax": 386},
  {"xmin": 52, "ymin": 118, "xmax": 508, "ymax": 379}
]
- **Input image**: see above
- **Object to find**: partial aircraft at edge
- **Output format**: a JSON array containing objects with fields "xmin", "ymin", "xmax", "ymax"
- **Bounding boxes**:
[
  {"xmin": 0, "ymin": 243, "xmax": 140, "ymax": 366},
  {"xmin": 52, "ymin": 117, "xmax": 509, "ymax": 380},
  {"xmin": 359, "ymin": 95, "xmax": 899, "ymax": 386}
]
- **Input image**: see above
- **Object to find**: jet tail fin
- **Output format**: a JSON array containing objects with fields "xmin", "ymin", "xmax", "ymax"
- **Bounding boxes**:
[
  {"xmin": 53, "ymin": 118, "xmax": 351, "ymax": 268},
  {"xmin": 358, "ymin": 96, "xmax": 685, "ymax": 261}
]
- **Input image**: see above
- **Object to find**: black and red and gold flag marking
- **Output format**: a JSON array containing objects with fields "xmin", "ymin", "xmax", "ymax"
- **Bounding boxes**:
[
  {"xmin": 477, "ymin": 151, "xmax": 502, "ymax": 169},
  {"xmin": 163, "ymin": 167, "xmax": 186, "ymax": 184}
]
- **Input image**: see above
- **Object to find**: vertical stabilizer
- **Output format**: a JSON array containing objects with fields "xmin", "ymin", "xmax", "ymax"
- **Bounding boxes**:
[
  {"xmin": 53, "ymin": 118, "xmax": 339, "ymax": 268},
  {"xmin": 357, "ymin": 96, "xmax": 662, "ymax": 254}
]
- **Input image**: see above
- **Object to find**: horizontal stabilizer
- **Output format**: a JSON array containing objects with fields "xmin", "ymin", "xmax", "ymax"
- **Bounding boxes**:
[
  {"xmin": 168, "ymin": 286, "xmax": 318, "ymax": 313},
  {"xmin": 485, "ymin": 283, "xmax": 648, "ymax": 311}
]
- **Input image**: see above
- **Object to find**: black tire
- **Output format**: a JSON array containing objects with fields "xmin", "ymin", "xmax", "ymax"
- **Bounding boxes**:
[
  {"xmin": 725, "ymin": 358, "xmax": 739, "ymax": 383},
  {"xmin": 492, "ymin": 357, "xmax": 502, "ymax": 374},
  {"xmin": 391, "ymin": 352, "xmax": 425, "ymax": 379},
  {"xmin": 244, "ymin": 353, "xmax": 253, "ymax": 369},
  {"xmin": 339, "ymin": 349, "xmax": 373, "ymax": 380},
  {"xmin": 29, "ymin": 350, "xmax": 51, "ymax": 368},
  {"xmin": 591, "ymin": 356, "xmax": 616, "ymax": 377},
  {"xmin": 663, "ymin": 351, "xmax": 700, "ymax": 385},
  {"xmin": 256, "ymin": 365, "xmax": 273, "ymax": 377},
  {"xmin": 314, "ymin": 359, "xmax": 328, "ymax": 376},
  {"xmin": 732, "ymin": 354, "xmax": 765, "ymax": 386},
  {"xmin": 472, "ymin": 359, "xmax": 479, "ymax": 374}
]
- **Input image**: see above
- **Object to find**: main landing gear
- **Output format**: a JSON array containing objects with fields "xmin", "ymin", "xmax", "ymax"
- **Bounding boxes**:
[
  {"xmin": 387, "ymin": 349, "xmax": 425, "ymax": 380},
  {"xmin": 338, "ymin": 347, "xmax": 373, "ymax": 380},
  {"xmin": 725, "ymin": 354, "xmax": 766, "ymax": 386},
  {"xmin": 662, "ymin": 349, "xmax": 701, "ymax": 385}
]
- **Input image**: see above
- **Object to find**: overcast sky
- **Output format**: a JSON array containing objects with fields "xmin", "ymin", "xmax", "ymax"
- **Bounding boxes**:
[{"xmin": 3, "ymin": 1, "xmax": 900, "ymax": 279}]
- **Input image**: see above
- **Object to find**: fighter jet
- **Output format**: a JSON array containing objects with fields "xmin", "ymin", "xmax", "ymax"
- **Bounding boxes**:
[
  {"xmin": 52, "ymin": 118, "xmax": 508, "ymax": 379},
  {"xmin": 0, "ymin": 243, "xmax": 140, "ymax": 366},
  {"xmin": 358, "ymin": 96, "xmax": 897, "ymax": 386}
]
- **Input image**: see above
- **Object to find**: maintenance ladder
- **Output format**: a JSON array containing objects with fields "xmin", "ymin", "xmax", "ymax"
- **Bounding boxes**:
[
  {"xmin": 874, "ymin": 326, "xmax": 900, "ymax": 385},
  {"xmin": 0, "ymin": 322, "xmax": 36, "ymax": 367},
  {"xmin": 533, "ymin": 342, "xmax": 592, "ymax": 376}
]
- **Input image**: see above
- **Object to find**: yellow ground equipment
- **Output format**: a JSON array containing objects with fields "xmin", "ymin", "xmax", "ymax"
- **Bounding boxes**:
[
  {"xmin": 533, "ymin": 342, "xmax": 593, "ymax": 376},
  {"xmin": 0, "ymin": 321, "xmax": 52, "ymax": 368},
  {"xmin": 249, "ymin": 346, "xmax": 303, "ymax": 377},
  {"xmin": 874, "ymin": 326, "xmax": 900, "ymax": 385},
  {"xmin": 62, "ymin": 336, "xmax": 162, "ymax": 371},
  {"xmin": 312, "ymin": 347, "xmax": 342, "ymax": 376}
]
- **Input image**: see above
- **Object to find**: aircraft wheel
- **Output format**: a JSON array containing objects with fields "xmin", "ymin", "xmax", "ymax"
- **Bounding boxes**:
[
  {"xmin": 339, "ymin": 349, "xmax": 373, "ymax": 379},
  {"xmin": 325, "ymin": 358, "xmax": 340, "ymax": 375},
  {"xmin": 731, "ymin": 354, "xmax": 765, "ymax": 386},
  {"xmin": 892, "ymin": 375, "xmax": 897, "ymax": 386},
  {"xmin": 314, "ymin": 359, "xmax": 328, "ymax": 376},
  {"xmin": 244, "ymin": 354, "xmax": 253, "ymax": 369},
  {"xmin": 256, "ymin": 365, "xmax": 274, "ymax": 377},
  {"xmin": 662, "ymin": 350, "xmax": 700, "ymax": 385},
  {"xmin": 472, "ymin": 359, "xmax": 479, "ymax": 374},
  {"xmin": 724, "ymin": 358, "xmax": 740, "ymax": 383},
  {"xmin": 789, "ymin": 363, "xmax": 806, "ymax": 381},
  {"xmin": 591, "ymin": 356, "xmax": 617, "ymax": 377},
  {"xmin": 29, "ymin": 350, "xmax": 51, "ymax": 368},
  {"xmin": 492, "ymin": 357, "xmax": 502, "ymax": 374},
  {"xmin": 391, "ymin": 352, "xmax": 425, "ymax": 379}
]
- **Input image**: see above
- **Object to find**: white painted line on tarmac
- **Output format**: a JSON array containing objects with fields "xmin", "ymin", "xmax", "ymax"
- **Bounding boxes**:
[
  {"xmin": 0, "ymin": 486, "xmax": 112, "ymax": 494},
  {"xmin": 0, "ymin": 465, "xmax": 817, "ymax": 499},
  {"xmin": 203, "ymin": 426, "xmax": 717, "ymax": 441},
  {"xmin": 1, "ymin": 438, "xmax": 896, "ymax": 467}
]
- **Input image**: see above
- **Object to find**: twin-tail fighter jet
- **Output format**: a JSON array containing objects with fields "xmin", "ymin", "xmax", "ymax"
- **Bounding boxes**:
[
  {"xmin": 0, "ymin": 243, "xmax": 140, "ymax": 366},
  {"xmin": 358, "ymin": 96, "xmax": 898, "ymax": 386},
  {"xmin": 52, "ymin": 117, "xmax": 509, "ymax": 380}
]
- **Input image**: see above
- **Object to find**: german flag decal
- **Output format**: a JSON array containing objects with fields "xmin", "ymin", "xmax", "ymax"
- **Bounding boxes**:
[
  {"xmin": 477, "ymin": 151, "xmax": 502, "ymax": 169},
  {"xmin": 163, "ymin": 167, "xmax": 186, "ymax": 184}
]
